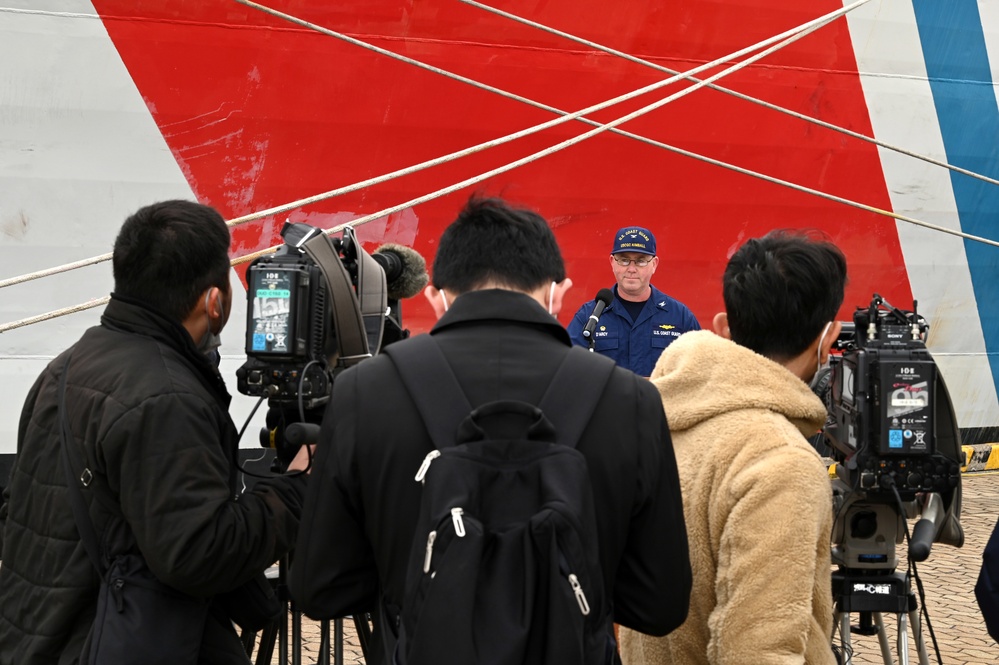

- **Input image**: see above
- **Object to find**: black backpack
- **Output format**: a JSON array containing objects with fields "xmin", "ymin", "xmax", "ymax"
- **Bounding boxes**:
[{"xmin": 384, "ymin": 334, "xmax": 618, "ymax": 665}]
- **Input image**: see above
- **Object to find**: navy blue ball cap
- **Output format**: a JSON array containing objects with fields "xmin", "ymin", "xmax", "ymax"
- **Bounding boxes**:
[{"xmin": 611, "ymin": 227, "xmax": 656, "ymax": 255}]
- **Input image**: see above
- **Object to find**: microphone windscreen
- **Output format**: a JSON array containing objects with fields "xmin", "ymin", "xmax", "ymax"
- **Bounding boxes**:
[
  {"xmin": 374, "ymin": 244, "xmax": 429, "ymax": 300},
  {"xmin": 596, "ymin": 288, "xmax": 614, "ymax": 306}
]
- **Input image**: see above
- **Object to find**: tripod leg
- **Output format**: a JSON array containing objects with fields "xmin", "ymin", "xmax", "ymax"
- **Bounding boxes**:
[
  {"xmin": 352, "ymin": 613, "xmax": 373, "ymax": 661},
  {"xmin": 318, "ymin": 620, "xmax": 330, "ymax": 665},
  {"xmin": 241, "ymin": 628, "xmax": 257, "ymax": 658},
  {"xmin": 896, "ymin": 612, "xmax": 909, "ymax": 665},
  {"xmin": 909, "ymin": 608, "xmax": 929, "ymax": 665},
  {"xmin": 255, "ymin": 619, "xmax": 279, "ymax": 665},
  {"xmin": 279, "ymin": 603, "xmax": 288, "ymax": 665},
  {"xmin": 835, "ymin": 612, "xmax": 853, "ymax": 664},
  {"xmin": 334, "ymin": 618, "xmax": 343, "ymax": 665},
  {"xmin": 871, "ymin": 613, "xmax": 892, "ymax": 665},
  {"xmin": 292, "ymin": 608, "xmax": 302, "ymax": 665}
]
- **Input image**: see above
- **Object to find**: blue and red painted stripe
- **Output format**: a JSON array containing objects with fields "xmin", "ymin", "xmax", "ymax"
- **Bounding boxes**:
[{"xmin": 913, "ymin": 0, "xmax": 999, "ymax": 395}]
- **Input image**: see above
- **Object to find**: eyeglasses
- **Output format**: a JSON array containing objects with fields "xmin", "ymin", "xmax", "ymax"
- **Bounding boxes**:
[{"xmin": 613, "ymin": 256, "xmax": 654, "ymax": 267}]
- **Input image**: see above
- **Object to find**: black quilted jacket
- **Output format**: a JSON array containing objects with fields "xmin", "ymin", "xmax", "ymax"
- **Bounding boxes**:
[{"xmin": 0, "ymin": 295, "xmax": 306, "ymax": 664}]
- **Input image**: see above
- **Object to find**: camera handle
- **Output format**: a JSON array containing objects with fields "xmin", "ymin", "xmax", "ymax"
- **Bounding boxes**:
[
  {"xmin": 908, "ymin": 492, "xmax": 944, "ymax": 562},
  {"xmin": 285, "ymin": 422, "xmax": 321, "ymax": 448}
]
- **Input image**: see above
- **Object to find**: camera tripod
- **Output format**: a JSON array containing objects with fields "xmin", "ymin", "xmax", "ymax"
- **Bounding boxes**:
[
  {"xmin": 832, "ymin": 568, "xmax": 929, "ymax": 665},
  {"xmin": 241, "ymin": 561, "xmax": 373, "ymax": 665},
  {"xmin": 828, "ymin": 481, "xmax": 959, "ymax": 665}
]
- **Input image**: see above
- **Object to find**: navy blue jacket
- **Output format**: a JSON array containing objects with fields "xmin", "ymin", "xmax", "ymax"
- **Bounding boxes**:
[{"xmin": 568, "ymin": 285, "xmax": 700, "ymax": 377}]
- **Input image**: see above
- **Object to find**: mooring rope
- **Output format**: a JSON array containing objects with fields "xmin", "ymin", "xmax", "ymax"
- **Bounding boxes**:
[
  {"xmin": 0, "ymin": 1, "xmax": 856, "ymax": 332},
  {"xmin": 0, "ymin": 298, "xmax": 111, "ymax": 334},
  {"xmin": 0, "ymin": 7, "xmax": 101, "ymax": 20},
  {"xmin": 460, "ymin": 0, "xmax": 999, "ymax": 191},
  {"xmin": 0, "ymin": 253, "xmax": 114, "ymax": 291},
  {"xmin": 229, "ymin": 0, "xmax": 999, "ymax": 250},
  {"xmin": 228, "ymin": 0, "xmax": 999, "ymax": 254},
  {"xmin": 229, "ymin": 0, "xmax": 861, "ymax": 268},
  {"xmin": 8, "ymin": 0, "xmax": 999, "ymax": 333},
  {"xmin": 0, "ymin": 0, "xmax": 857, "ymax": 293}
]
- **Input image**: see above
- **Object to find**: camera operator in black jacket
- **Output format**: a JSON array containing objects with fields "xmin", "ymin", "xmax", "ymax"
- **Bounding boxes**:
[{"xmin": 0, "ymin": 200, "xmax": 311, "ymax": 664}]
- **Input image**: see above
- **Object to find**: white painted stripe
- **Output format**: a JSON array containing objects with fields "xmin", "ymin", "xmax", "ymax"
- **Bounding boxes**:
[
  {"xmin": 0, "ymin": 2, "xmax": 259, "ymax": 454},
  {"xmin": 843, "ymin": 0, "xmax": 999, "ymax": 428}
]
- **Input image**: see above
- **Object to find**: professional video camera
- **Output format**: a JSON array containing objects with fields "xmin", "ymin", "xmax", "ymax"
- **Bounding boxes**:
[
  {"xmin": 232, "ymin": 221, "xmax": 426, "ymax": 664},
  {"xmin": 824, "ymin": 294, "xmax": 963, "ymax": 499},
  {"xmin": 822, "ymin": 294, "xmax": 964, "ymax": 662},
  {"xmin": 235, "ymin": 220, "xmax": 428, "ymax": 466}
]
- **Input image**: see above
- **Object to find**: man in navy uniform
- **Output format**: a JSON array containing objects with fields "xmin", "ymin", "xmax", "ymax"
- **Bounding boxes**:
[{"xmin": 568, "ymin": 227, "xmax": 700, "ymax": 376}]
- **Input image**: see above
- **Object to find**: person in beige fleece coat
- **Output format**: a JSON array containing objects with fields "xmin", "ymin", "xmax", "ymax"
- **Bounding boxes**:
[{"xmin": 619, "ymin": 230, "xmax": 847, "ymax": 665}]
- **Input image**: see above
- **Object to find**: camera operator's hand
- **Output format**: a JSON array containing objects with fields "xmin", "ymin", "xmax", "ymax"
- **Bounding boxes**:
[
  {"xmin": 286, "ymin": 444, "xmax": 316, "ymax": 474},
  {"xmin": 263, "ymin": 405, "xmax": 325, "ymax": 473}
]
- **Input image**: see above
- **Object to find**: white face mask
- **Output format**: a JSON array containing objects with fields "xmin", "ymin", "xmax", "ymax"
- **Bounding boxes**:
[
  {"xmin": 440, "ymin": 291, "xmax": 449, "ymax": 312},
  {"xmin": 198, "ymin": 291, "xmax": 223, "ymax": 357},
  {"xmin": 548, "ymin": 281, "xmax": 556, "ymax": 315},
  {"xmin": 810, "ymin": 321, "xmax": 832, "ymax": 389}
]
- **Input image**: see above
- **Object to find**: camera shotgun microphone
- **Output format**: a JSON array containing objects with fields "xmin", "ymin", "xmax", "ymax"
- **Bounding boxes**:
[
  {"xmin": 582, "ymin": 289, "xmax": 614, "ymax": 340},
  {"xmin": 372, "ymin": 243, "xmax": 430, "ymax": 300}
]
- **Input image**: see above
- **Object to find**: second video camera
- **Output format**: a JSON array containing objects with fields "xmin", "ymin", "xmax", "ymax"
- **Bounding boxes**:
[{"xmin": 824, "ymin": 294, "xmax": 962, "ymax": 498}]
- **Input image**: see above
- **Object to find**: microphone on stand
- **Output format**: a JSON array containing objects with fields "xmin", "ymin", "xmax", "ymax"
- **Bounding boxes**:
[{"xmin": 582, "ymin": 289, "xmax": 614, "ymax": 350}]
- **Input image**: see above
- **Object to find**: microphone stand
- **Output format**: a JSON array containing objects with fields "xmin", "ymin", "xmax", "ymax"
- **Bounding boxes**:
[{"xmin": 582, "ymin": 289, "xmax": 613, "ymax": 353}]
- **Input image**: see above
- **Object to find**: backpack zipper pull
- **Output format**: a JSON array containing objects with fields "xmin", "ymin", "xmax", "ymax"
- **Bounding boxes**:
[
  {"xmin": 423, "ymin": 530, "xmax": 437, "ymax": 573},
  {"xmin": 414, "ymin": 450, "xmax": 441, "ymax": 483},
  {"xmin": 568, "ymin": 574, "xmax": 591, "ymax": 616},
  {"xmin": 451, "ymin": 507, "xmax": 466, "ymax": 537}
]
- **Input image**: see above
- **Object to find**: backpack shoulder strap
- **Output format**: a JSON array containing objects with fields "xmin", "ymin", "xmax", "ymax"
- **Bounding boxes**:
[
  {"xmin": 383, "ymin": 334, "xmax": 471, "ymax": 449},
  {"xmin": 538, "ymin": 346, "xmax": 616, "ymax": 449},
  {"xmin": 387, "ymin": 338, "xmax": 616, "ymax": 452}
]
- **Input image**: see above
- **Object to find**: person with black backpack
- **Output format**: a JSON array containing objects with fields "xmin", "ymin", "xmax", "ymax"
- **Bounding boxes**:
[{"xmin": 290, "ymin": 196, "xmax": 691, "ymax": 665}]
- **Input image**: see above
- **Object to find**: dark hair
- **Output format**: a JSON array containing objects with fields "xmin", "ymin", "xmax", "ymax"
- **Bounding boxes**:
[
  {"xmin": 112, "ymin": 200, "xmax": 231, "ymax": 321},
  {"xmin": 723, "ymin": 229, "xmax": 847, "ymax": 360},
  {"xmin": 431, "ymin": 197, "xmax": 566, "ymax": 294}
]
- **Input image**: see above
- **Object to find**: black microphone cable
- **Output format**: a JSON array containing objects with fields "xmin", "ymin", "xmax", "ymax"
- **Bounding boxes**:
[{"xmin": 889, "ymin": 482, "xmax": 944, "ymax": 665}]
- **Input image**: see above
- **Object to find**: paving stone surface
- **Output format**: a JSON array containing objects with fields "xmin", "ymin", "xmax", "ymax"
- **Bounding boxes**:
[{"xmin": 253, "ymin": 473, "xmax": 999, "ymax": 664}]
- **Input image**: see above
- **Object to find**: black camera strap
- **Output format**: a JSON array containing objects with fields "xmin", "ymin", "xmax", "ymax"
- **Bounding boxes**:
[
  {"xmin": 302, "ymin": 230, "xmax": 369, "ymax": 366},
  {"xmin": 301, "ymin": 228, "xmax": 388, "ymax": 368},
  {"xmin": 347, "ymin": 226, "xmax": 389, "ymax": 354}
]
